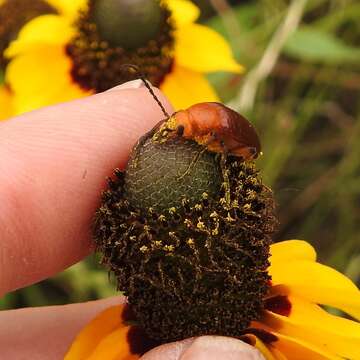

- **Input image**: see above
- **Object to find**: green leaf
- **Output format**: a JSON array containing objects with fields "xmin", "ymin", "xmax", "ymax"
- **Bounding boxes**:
[
  {"xmin": 0, "ymin": 70, "xmax": 4, "ymax": 85},
  {"xmin": 284, "ymin": 26, "xmax": 360, "ymax": 64}
]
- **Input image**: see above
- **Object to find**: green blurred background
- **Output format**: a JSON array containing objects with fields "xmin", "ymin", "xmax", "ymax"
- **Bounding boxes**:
[{"xmin": 1, "ymin": 0, "xmax": 360, "ymax": 309}]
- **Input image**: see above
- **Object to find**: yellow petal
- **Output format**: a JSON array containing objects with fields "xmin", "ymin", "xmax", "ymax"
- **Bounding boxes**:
[
  {"xmin": 268, "ymin": 347, "xmax": 288, "ymax": 360},
  {"xmin": 65, "ymin": 305, "xmax": 126, "ymax": 360},
  {"xmin": 270, "ymin": 240, "xmax": 317, "ymax": 263},
  {"xmin": 6, "ymin": 45, "xmax": 89, "ymax": 115},
  {"xmin": 242, "ymin": 334, "xmax": 277, "ymax": 360},
  {"xmin": 5, "ymin": 15, "xmax": 73, "ymax": 58},
  {"xmin": 6, "ymin": 46, "xmax": 70, "ymax": 94},
  {"xmin": 0, "ymin": 85, "xmax": 13, "ymax": 121},
  {"xmin": 12, "ymin": 81, "xmax": 89, "ymax": 116},
  {"xmin": 87, "ymin": 326, "xmax": 139, "ymax": 360},
  {"xmin": 263, "ymin": 295, "xmax": 360, "ymax": 359},
  {"xmin": 161, "ymin": 65, "xmax": 219, "ymax": 110},
  {"xmin": 270, "ymin": 258, "xmax": 360, "ymax": 320},
  {"xmin": 164, "ymin": 0, "xmax": 200, "ymax": 27},
  {"xmin": 175, "ymin": 23, "xmax": 244, "ymax": 73},
  {"xmin": 272, "ymin": 332, "xmax": 342, "ymax": 360},
  {"xmin": 46, "ymin": 0, "xmax": 87, "ymax": 20}
]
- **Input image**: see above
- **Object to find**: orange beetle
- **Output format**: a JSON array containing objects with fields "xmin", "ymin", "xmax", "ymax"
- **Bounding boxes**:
[
  {"xmin": 134, "ymin": 76, "xmax": 262, "ymax": 197},
  {"xmin": 167, "ymin": 102, "xmax": 261, "ymax": 161},
  {"xmin": 133, "ymin": 73, "xmax": 261, "ymax": 161}
]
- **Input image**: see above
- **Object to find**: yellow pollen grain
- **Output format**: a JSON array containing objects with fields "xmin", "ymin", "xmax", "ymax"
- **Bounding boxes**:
[
  {"xmin": 246, "ymin": 190, "xmax": 256, "ymax": 200},
  {"xmin": 226, "ymin": 213, "xmax": 235, "ymax": 222},
  {"xmin": 184, "ymin": 219, "xmax": 192, "ymax": 227},
  {"xmin": 166, "ymin": 116, "xmax": 177, "ymax": 130},
  {"xmin": 163, "ymin": 245, "xmax": 175, "ymax": 252},
  {"xmin": 248, "ymin": 178, "xmax": 258, "ymax": 185},
  {"xmin": 243, "ymin": 203, "xmax": 252, "ymax": 211},
  {"xmin": 197, "ymin": 220, "xmax": 205, "ymax": 230},
  {"xmin": 140, "ymin": 245, "xmax": 149, "ymax": 253}
]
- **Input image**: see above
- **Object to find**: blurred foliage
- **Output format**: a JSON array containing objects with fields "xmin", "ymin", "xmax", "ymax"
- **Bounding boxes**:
[
  {"xmin": 1, "ymin": 0, "xmax": 360, "ymax": 310},
  {"xmin": 206, "ymin": 0, "xmax": 360, "ymax": 272},
  {"xmin": 1, "ymin": 255, "xmax": 118, "ymax": 309}
]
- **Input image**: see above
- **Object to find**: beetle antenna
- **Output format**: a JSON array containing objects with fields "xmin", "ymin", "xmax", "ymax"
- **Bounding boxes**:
[{"xmin": 121, "ymin": 64, "xmax": 170, "ymax": 118}]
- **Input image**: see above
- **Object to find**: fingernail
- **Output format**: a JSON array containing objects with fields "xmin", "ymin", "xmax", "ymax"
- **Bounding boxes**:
[
  {"xmin": 107, "ymin": 79, "xmax": 145, "ymax": 92},
  {"xmin": 180, "ymin": 336, "xmax": 265, "ymax": 360}
]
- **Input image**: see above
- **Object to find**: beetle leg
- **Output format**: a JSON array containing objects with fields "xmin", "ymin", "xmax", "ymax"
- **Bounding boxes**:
[
  {"xmin": 177, "ymin": 132, "xmax": 218, "ymax": 180},
  {"xmin": 232, "ymin": 146, "xmax": 258, "ymax": 160},
  {"xmin": 249, "ymin": 147, "xmax": 257, "ymax": 156},
  {"xmin": 177, "ymin": 147, "xmax": 208, "ymax": 180},
  {"xmin": 176, "ymin": 125, "xmax": 185, "ymax": 136}
]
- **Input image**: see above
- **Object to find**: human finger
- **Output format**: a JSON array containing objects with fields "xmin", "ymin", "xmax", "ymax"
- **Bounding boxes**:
[
  {"xmin": 0, "ymin": 296, "xmax": 125, "ymax": 360},
  {"xmin": 0, "ymin": 80, "xmax": 173, "ymax": 295}
]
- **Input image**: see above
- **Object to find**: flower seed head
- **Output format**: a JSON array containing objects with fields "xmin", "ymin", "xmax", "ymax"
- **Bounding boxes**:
[
  {"xmin": 91, "ymin": 0, "xmax": 164, "ymax": 50},
  {"xmin": 66, "ymin": 0, "xmax": 174, "ymax": 91},
  {"xmin": 124, "ymin": 137, "xmax": 222, "ymax": 212},
  {"xmin": 94, "ymin": 126, "xmax": 277, "ymax": 343}
]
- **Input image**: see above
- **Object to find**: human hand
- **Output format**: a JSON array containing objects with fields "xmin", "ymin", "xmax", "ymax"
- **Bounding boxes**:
[{"xmin": 0, "ymin": 81, "xmax": 264, "ymax": 360}]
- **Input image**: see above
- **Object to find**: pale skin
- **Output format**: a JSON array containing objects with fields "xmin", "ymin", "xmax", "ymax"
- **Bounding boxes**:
[{"xmin": 0, "ymin": 81, "xmax": 264, "ymax": 360}]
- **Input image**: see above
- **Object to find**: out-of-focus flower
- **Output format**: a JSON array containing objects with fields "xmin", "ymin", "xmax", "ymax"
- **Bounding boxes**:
[
  {"xmin": 0, "ymin": 0, "xmax": 57, "ymax": 120},
  {"xmin": 0, "ymin": 85, "xmax": 13, "ymax": 120},
  {"xmin": 0, "ymin": 0, "xmax": 56, "ymax": 68},
  {"xmin": 3, "ymin": 0, "xmax": 242, "ymax": 118},
  {"xmin": 64, "ymin": 240, "xmax": 360, "ymax": 360}
]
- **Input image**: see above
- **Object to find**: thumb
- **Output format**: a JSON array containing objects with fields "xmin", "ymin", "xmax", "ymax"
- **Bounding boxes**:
[{"xmin": 141, "ymin": 336, "xmax": 265, "ymax": 360}]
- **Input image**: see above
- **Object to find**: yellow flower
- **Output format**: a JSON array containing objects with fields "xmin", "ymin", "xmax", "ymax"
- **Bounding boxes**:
[
  {"xmin": 64, "ymin": 240, "xmax": 360, "ymax": 360},
  {"xmin": 0, "ymin": 85, "xmax": 13, "ymax": 120},
  {"xmin": 3, "ymin": 0, "xmax": 242, "ymax": 117}
]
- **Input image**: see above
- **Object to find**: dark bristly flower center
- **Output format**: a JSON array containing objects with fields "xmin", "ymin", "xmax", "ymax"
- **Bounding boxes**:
[
  {"xmin": 91, "ymin": 0, "xmax": 163, "ymax": 50},
  {"xmin": 94, "ymin": 128, "xmax": 277, "ymax": 343},
  {"xmin": 127, "ymin": 326, "xmax": 162, "ymax": 356},
  {"xmin": 0, "ymin": 0, "xmax": 56, "ymax": 69},
  {"xmin": 66, "ymin": 0, "xmax": 174, "ymax": 92}
]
